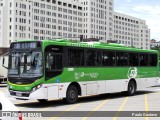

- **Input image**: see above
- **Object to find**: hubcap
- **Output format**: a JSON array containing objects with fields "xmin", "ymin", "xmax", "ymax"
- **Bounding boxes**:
[{"xmin": 69, "ymin": 89, "xmax": 76, "ymax": 100}]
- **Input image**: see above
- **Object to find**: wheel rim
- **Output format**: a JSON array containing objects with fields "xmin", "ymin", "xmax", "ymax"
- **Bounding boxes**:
[{"xmin": 68, "ymin": 89, "xmax": 76, "ymax": 100}]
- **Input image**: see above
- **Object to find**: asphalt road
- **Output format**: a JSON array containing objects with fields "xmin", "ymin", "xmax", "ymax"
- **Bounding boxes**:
[{"xmin": 1, "ymin": 84, "xmax": 160, "ymax": 120}]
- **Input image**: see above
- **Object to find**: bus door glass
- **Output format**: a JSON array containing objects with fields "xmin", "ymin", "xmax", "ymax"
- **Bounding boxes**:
[
  {"xmin": 46, "ymin": 53, "xmax": 62, "ymax": 71},
  {"xmin": 45, "ymin": 45, "xmax": 63, "ymax": 80}
]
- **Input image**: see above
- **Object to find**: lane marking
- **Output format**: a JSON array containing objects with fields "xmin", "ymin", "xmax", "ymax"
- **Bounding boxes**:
[
  {"xmin": 113, "ymin": 97, "xmax": 128, "ymax": 120},
  {"xmin": 49, "ymin": 103, "xmax": 80, "ymax": 120},
  {"xmin": 144, "ymin": 94, "xmax": 149, "ymax": 120},
  {"xmin": 82, "ymin": 99, "xmax": 109, "ymax": 120},
  {"xmin": 15, "ymin": 99, "xmax": 60, "ymax": 111}
]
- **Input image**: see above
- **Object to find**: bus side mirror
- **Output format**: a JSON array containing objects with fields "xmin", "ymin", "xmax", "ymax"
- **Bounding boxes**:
[
  {"xmin": 2, "ymin": 57, "xmax": 5, "ymax": 65},
  {"xmin": 2, "ymin": 53, "xmax": 9, "ymax": 69},
  {"xmin": 0, "ymin": 102, "xmax": 2, "ymax": 111}
]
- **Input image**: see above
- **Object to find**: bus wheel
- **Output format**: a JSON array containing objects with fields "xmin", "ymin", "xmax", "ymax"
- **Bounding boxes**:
[
  {"xmin": 64, "ymin": 85, "xmax": 78, "ymax": 104},
  {"xmin": 127, "ymin": 81, "xmax": 136, "ymax": 96},
  {"xmin": 37, "ymin": 99, "xmax": 48, "ymax": 103}
]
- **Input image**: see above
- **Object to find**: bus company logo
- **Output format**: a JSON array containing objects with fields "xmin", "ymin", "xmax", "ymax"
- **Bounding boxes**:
[
  {"xmin": 74, "ymin": 72, "xmax": 98, "ymax": 80},
  {"xmin": 127, "ymin": 67, "xmax": 137, "ymax": 79},
  {"xmin": 90, "ymin": 73, "xmax": 98, "ymax": 78},
  {"xmin": 75, "ymin": 72, "xmax": 84, "ymax": 80}
]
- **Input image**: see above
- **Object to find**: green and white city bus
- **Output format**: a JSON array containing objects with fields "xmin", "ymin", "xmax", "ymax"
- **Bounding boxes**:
[{"xmin": 3, "ymin": 39, "xmax": 159, "ymax": 103}]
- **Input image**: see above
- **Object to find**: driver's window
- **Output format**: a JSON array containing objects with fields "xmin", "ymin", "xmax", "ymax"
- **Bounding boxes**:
[
  {"xmin": 28, "ymin": 52, "xmax": 43, "ymax": 74},
  {"xmin": 31, "ymin": 52, "xmax": 42, "ymax": 67}
]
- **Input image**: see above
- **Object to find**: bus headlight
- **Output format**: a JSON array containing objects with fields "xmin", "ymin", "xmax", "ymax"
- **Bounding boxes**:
[
  {"xmin": 32, "ymin": 84, "xmax": 42, "ymax": 92},
  {"xmin": 8, "ymin": 85, "xmax": 12, "ymax": 89}
]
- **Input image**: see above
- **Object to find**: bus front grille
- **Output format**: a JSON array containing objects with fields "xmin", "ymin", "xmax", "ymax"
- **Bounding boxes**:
[{"xmin": 9, "ymin": 90, "xmax": 30, "ymax": 97}]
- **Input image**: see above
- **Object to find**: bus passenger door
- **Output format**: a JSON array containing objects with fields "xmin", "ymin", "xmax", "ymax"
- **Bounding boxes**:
[{"xmin": 45, "ymin": 45, "xmax": 63, "ymax": 80}]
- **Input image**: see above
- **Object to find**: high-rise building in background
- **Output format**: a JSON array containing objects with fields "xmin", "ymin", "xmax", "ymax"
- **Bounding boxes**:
[
  {"xmin": 0, "ymin": 0, "xmax": 9, "ymax": 48},
  {"xmin": 114, "ymin": 12, "xmax": 150, "ymax": 49},
  {"xmin": 0, "ymin": 0, "xmax": 150, "ymax": 50},
  {"xmin": 80, "ymin": 0, "xmax": 114, "ymax": 41}
]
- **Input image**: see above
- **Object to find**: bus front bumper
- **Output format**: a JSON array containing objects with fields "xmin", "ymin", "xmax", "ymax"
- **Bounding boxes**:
[{"xmin": 9, "ymin": 87, "xmax": 48, "ymax": 100}]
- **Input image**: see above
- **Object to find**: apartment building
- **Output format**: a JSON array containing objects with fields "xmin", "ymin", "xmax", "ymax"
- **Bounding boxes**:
[
  {"xmin": 114, "ymin": 12, "xmax": 150, "ymax": 49},
  {"xmin": 31, "ymin": 0, "xmax": 83, "ymax": 40},
  {"xmin": 0, "ymin": 0, "xmax": 9, "ymax": 47},
  {"xmin": 0, "ymin": 0, "xmax": 150, "ymax": 49},
  {"xmin": 0, "ymin": 0, "xmax": 83, "ymax": 47},
  {"xmin": 80, "ymin": 0, "xmax": 114, "ymax": 41}
]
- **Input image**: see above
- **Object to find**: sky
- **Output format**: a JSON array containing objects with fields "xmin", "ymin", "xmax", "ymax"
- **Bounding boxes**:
[{"xmin": 114, "ymin": 0, "xmax": 160, "ymax": 41}]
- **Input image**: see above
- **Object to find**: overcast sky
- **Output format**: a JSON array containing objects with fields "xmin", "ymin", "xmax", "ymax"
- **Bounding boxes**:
[{"xmin": 114, "ymin": 0, "xmax": 160, "ymax": 41}]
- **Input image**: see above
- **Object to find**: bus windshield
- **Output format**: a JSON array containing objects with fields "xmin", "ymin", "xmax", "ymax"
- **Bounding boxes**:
[{"xmin": 8, "ymin": 51, "xmax": 43, "ymax": 78}]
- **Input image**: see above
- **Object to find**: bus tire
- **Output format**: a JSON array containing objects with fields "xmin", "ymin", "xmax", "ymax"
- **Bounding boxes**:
[
  {"xmin": 127, "ymin": 80, "xmax": 136, "ymax": 96},
  {"xmin": 37, "ymin": 99, "xmax": 48, "ymax": 103},
  {"xmin": 64, "ymin": 85, "xmax": 78, "ymax": 104}
]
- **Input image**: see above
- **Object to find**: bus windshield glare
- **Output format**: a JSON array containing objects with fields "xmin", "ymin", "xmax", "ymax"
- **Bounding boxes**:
[{"xmin": 8, "ymin": 51, "xmax": 43, "ymax": 78}]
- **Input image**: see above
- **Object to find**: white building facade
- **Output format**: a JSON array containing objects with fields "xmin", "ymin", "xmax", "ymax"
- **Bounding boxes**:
[
  {"xmin": 114, "ymin": 12, "xmax": 150, "ymax": 49},
  {"xmin": 0, "ymin": 0, "xmax": 150, "ymax": 49},
  {"xmin": 80, "ymin": 0, "xmax": 114, "ymax": 40},
  {"xmin": 0, "ymin": 0, "xmax": 9, "ymax": 47},
  {"xmin": 0, "ymin": 0, "xmax": 83, "ymax": 47}
]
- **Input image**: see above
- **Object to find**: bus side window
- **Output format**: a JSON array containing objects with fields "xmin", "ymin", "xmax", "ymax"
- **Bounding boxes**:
[
  {"xmin": 94, "ymin": 51, "xmax": 101, "ymax": 66},
  {"xmin": 86, "ymin": 50, "xmax": 95, "ymax": 66},
  {"xmin": 129, "ymin": 53, "xmax": 139, "ymax": 66},
  {"xmin": 149, "ymin": 54, "xmax": 157, "ymax": 66},
  {"xmin": 139, "ymin": 54, "xmax": 148, "ymax": 66},
  {"xmin": 86, "ymin": 50, "xmax": 102, "ymax": 66},
  {"xmin": 102, "ymin": 51, "xmax": 115, "ymax": 66},
  {"xmin": 68, "ymin": 49, "xmax": 84, "ymax": 66},
  {"xmin": 116, "ymin": 52, "xmax": 128, "ymax": 66}
]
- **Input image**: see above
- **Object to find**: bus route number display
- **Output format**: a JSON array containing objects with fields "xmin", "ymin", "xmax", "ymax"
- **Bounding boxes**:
[{"xmin": 11, "ymin": 42, "xmax": 38, "ymax": 49}]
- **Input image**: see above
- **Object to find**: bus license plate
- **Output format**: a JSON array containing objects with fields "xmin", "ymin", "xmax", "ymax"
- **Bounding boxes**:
[{"xmin": 16, "ymin": 93, "xmax": 22, "ymax": 97}]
